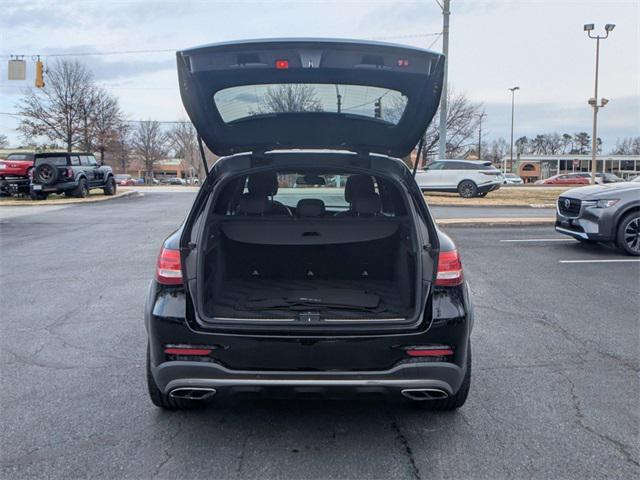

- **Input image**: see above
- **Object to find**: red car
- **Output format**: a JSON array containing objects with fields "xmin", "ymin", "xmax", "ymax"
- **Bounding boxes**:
[
  {"xmin": 0, "ymin": 152, "xmax": 35, "ymax": 195},
  {"xmin": 538, "ymin": 173, "xmax": 590, "ymax": 185},
  {"xmin": 0, "ymin": 152, "xmax": 35, "ymax": 179},
  {"xmin": 115, "ymin": 174, "xmax": 137, "ymax": 186}
]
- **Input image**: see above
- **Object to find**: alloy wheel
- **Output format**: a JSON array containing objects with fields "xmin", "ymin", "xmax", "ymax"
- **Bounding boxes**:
[{"xmin": 624, "ymin": 217, "xmax": 640, "ymax": 253}]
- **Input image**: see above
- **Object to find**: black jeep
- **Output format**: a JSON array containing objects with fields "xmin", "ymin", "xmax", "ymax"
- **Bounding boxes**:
[{"xmin": 30, "ymin": 152, "xmax": 116, "ymax": 200}]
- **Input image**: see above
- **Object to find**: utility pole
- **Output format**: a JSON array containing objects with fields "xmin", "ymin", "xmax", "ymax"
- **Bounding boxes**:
[
  {"xmin": 508, "ymin": 86, "xmax": 520, "ymax": 174},
  {"xmin": 335, "ymin": 85, "xmax": 342, "ymax": 114},
  {"xmin": 438, "ymin": 0, "xmax": 450, "ymax": 160},
  {"xmin": 584, "ymin": 23, "xmax": 615, "ymax": 184},
  {"xmin": 477, "ymin": 112, "xmax": 486, "ymax": 159}
]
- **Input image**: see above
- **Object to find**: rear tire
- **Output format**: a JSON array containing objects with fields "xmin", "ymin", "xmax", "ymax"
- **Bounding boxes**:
[
  {"xmin": 74, "ymin": 178, "xmax": 89, "ymax": 198},
  {"xmin": 146, "ymin": 344, "xmax": 203, "ymax": 410},
  {"xmin": 103, "ymin": 176, "xmax": 116, "ymax": 196},
  {"xmin": 458, "ymin": 181, "xmax": 477, "ymax": 198},
  {"xmin": 616, "ymin": 211, "xmax": 640, "ymax": 256},
  {"xmin": 418, "ymin": 344, "xmax": 471, "ymax": 411}
]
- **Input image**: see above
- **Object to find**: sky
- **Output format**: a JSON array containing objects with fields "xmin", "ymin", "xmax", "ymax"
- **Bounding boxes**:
[{"xmin": 1, "ymin": 0, "xmax": 639, "ymax": 152}]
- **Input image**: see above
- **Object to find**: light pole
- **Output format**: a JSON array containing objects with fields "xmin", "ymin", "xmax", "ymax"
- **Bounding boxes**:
[
  {"xmin": 508, "ymin": 86, "xmax": 519, "ymax": 174},
  {"xmin": 584, "ymin": 23, "xmax": 615, "ymax": 184},
  {"xmin": 477, "ymin": 112, "xmax": 486, "ymax": 159}
]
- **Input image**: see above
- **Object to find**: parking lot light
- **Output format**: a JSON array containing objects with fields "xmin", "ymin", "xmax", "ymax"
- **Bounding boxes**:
[{"xmin": 584, "ymin": 23, "xmax": 615, "ymax": 184}]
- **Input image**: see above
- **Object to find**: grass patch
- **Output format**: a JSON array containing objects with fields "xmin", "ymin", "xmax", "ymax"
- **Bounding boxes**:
[
  {"xmin": 424, "ymin": 186, "xmax": 572, "ymax": 206},
  {"xmin": 0, "ymin": 189, "xmax": 132, "ymax": 206}
]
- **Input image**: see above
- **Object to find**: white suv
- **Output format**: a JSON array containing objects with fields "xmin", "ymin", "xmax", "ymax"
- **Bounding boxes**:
[{"xmin": 415, "ymin": 159, "xmax": 503, "ymax": 198}]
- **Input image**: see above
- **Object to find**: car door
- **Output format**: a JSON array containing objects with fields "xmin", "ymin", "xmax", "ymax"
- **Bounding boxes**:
[
  {"xmin": 77, "ymin": 155, "xmax": 95, "ymax": 184},
  {"xmin": 440, "ymin": 161, "xmax": 464, "ymax": 188},
  {"xmin": 176, "ymin": 39, "xmax": 445, "ymax": 158},
  {"xmin": 87, "ymin": 155, "xmax": 103, "ymax": 184},
  {"xmin": 415, "ymin": 161, "xmax": 445, "ymax": 189}
]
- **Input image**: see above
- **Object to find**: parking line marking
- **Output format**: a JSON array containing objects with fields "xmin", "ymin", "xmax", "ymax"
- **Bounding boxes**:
[
  {"xmin": 559, "ymin": 259, "xmax": 640, "ymax": 264},
  {"xmin": 500, "ymin": 238, "xmax": 576, "ymax": 243}
]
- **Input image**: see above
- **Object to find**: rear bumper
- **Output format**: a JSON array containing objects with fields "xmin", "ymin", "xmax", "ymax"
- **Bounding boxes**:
[
  {"xmin": 477, "ymin": 182, "xmax": 501, "ymax": 194},
  {"xmin": 32, "ymin": 181, "xmax": 78, "ymax": 193},
  {"xmin": 153, "ymin": 360, "xmax": 465, "ymax": 397}
]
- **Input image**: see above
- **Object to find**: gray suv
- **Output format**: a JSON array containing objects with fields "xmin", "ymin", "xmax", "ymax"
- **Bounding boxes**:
[
  {"xmin": 31, "ymin": 152, "xmax": 115, "ymax": 200},
  {"xmin": 555, "ymin": 181, "xmax": 640, "ymax": 255}
]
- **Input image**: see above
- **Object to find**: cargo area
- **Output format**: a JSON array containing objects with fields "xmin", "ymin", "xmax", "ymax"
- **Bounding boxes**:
[{"xmin": 201, "ymin": 220, "xmax": 416, "ymax": 320}]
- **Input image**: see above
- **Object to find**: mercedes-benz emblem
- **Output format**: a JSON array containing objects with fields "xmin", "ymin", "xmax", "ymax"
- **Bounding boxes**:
[{"xmin": 564, "ymin": 199, "xmax": 571, "ymax": 209}]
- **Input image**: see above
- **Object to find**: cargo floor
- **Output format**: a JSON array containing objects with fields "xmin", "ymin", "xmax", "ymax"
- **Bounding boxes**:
[{"xmin": 206, "ymin": 278, "xmax": 410, "ymax": 320}]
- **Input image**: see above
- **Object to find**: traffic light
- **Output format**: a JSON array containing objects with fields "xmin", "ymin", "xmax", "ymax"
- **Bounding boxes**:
[
  {"xmin": 374, "ymin": 98, "xmax": 382, "ymax": 118},
  {"xmin": 35, "ymin": 60, "xmax": 45, "ymax": 88}
]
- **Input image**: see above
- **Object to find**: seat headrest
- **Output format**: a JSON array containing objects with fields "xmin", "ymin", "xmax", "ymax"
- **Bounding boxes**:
[
  {"xmin": 344, "ymin": 175, "xmax": 375, "ymax": 203},
  {"xmin": 353, "ymin": 193, "xmax": 382, "ymax": 216},
  {"xmin": 247, "ymin": 172, "xmax": 278, "ymax": 196},
  {"xmin": 237, "ymin": 194, "xmax": 267, "ymax": 215},
  {"xmin": 296, "ymin": 198, "xmax": 326, "ymax": 217}
]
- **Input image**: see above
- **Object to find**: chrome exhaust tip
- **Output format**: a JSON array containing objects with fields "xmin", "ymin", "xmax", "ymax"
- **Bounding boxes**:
[
  {"xmin": 169, "ymin": 387, "xmax": 217, "ymax": 401},
  {"xmin": 401, "ymin": 388, "xmax": 449, "ymax": 401}
]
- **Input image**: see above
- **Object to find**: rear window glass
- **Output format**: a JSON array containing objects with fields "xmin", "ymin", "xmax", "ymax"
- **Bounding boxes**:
[
  {"xmin": 35, "ymin": 156, "xmax": 67, "ymax": 166},
  {"xmin": 6, "ymin": 154, "xmax": 34, "ymax": 161},
  {"xmin": 214, "ymin": 83, "xmax": 407, "ymax": 124}
]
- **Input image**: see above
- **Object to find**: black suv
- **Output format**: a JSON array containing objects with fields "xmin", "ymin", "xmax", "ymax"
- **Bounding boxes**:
[
  {"xmin": 145, "ymin": 39, "xmax": 473, "ymax": 411},
  {"xmin": 30, "ymin": 152, "xmax": 116, "ymax": 200}
]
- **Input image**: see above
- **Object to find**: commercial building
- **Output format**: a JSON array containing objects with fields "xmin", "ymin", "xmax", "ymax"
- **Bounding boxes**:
[{"xmin": 500, "ymin": 154, "xmax": 640, "ymax": 183}]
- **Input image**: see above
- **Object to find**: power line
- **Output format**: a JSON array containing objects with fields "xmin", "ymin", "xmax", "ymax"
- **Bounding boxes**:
[
  {"xmin": 0, "ymin": 33, "xmax": 442, "ymax": 59},
  {"xmin": 426, "ymin": 32, "xmax": 443, "ymax": 50}
]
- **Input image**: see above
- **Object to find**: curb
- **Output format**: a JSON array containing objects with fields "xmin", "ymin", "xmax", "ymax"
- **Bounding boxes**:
[
  {"xmin": 0, "ymin": 189, "xmax": 139, "ymax": 207},
  {"xmin": 436, "ymin": 217, "xmax": 556, "ymax": 227},
  {"xmin": 427, "ymin": 203, "xmax": 555, "ymax": 208}
]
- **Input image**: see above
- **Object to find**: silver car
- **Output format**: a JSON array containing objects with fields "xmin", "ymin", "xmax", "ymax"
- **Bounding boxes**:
[{"xmin": 555, "ymin": 181, "xmax": 640, "ymax": 255}]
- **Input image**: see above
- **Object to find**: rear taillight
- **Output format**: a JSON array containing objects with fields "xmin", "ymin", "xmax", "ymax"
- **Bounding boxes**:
[
  {"xmin": 435, "ymin": 250, "xmax": 463, "ymax": 286},
  {"xmin": 156, "ymin": 247, "xmax": 183, "ymax": 285},
  {"xmin": 66, "ymin": 167, "xmax": 74, "ymax": 178}
]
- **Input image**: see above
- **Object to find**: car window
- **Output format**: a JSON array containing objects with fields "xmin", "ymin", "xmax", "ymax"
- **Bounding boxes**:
[
  {"xmin": 443, "ymin": 162, "xmax": 463, "ymax": 170},
  {"xmin": 425, "ymin": 162, "xmax": 444, "ymax": 171},
  {"xmin": 7, "ymin": 154, "xmax": 34, "ymax": 161},
  {"xmin": 478, "ymin": 163, "xmax": 497, "ymax": 171},
  {"xmin": 79, "ymin": 156, "xmax": 89, "ymax": 166},
  {"xmin": 214, "ymin": 83, "xmax": 408, "ymax": 125},
  {"xmin": 88, "ymin": 156, "xmax": 98, "ymax": 166},
  {"xmin": 35, "ymin": 156, "xmax": 67, "ymax": 166},
  {"xmin": 70, "ymin": 156, "xmax": 80, "ymax": 166}
]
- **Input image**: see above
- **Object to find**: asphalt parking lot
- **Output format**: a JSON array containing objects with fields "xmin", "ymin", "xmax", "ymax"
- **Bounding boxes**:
[{"xmin": 1, "ymin": 192, "xmax": 638, "ymax": 479}]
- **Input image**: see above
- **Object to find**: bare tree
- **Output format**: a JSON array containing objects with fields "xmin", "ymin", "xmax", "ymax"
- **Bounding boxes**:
[
  {"xmin": 611, "ymin": 137, "xmax": 640, "ymax": 155},
  {"xmin": 573, "ymin": 132, "xmax": 591, "ymax": 154},
  {"xmin": 106, "ymin": 121, "xmax": 132, "ymax": 173},
  {"xmin": 561, "ymin": 133, "xmax": 573, "ymax": 154},
  {"xmin": 255, "ymin": 84, "xmax": 323, "ymax": 114},
  {"xmin": 0, "ymin": 134, "xmax": 8, "ymax": 148},
  {"xmin": 486, "ymin": 138, "xmax": 509, "ymax": 164},
  {"xmin": 167, "ymin": 121, "xmax": 201, "ymax": 181},
  {"xmin": 515, "ymin": 136, "xmax": 529, "ymax": 154},
  {"xmin": 16, "ymin": 59, "xmax": 94, "ymax": 151},
  {"xmin": 131, "ymin": 120, "xmax": 167, "ymax": 183},
  {"xmin": 91, "ymin": 89, "xmax": 123, "ymax": 162},
  {"xmin": 419, "ymin": 89, "xmax": 483, "ymax": 162},
  {"xmin": 531, "ymin": 134, "xmax": 546, "ymax": 154}
]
